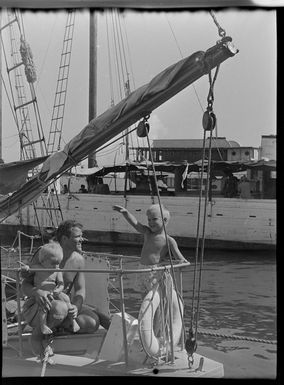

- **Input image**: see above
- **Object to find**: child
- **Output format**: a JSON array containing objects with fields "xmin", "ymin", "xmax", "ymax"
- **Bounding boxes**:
[
  {"xmin": 21, "ymin": 241, "xmax": 80, "ymax": 335},
  {"xmin": 113, "ymin": 203, "xmax": 188, "ymax": 295}
]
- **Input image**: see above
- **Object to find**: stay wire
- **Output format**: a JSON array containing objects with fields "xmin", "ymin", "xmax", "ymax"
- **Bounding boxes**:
[
  {"xmin": 194, "ymin": 129, "xmax": 214, "ymax": 343},
  {"xmin": 106, "ymin": 13, "xmax": 115, "ymax": 107},
  {"xmin": 189, "ymin": 127, "xmax": 207, "ymax": 331},
  {"xmin": 190, "ymin": 67, "xmax": 219, "ymax": 340},
  {"xmin": 209, "ymin": 10, "xmax": 226, "ymax": 38},
  {"xmin": 165, "ymin": 13, "xmax": 204, "ymax": 114}
]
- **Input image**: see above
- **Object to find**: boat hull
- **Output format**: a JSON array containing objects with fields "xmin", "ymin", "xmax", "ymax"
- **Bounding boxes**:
[
  {"xmin": 3, "ymin": 332, "xmax": 224, "ymax": 377},
  {"xmin": 0, "ymin": 194, "xmax": 276, "ymax": 250}
]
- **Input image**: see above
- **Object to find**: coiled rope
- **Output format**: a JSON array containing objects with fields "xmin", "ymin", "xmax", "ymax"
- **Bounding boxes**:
[{"xmin": 198, "ymin": 329, "xmax": 276, "ymax": 345}]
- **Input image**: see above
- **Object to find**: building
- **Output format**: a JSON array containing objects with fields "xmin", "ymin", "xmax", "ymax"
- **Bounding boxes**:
[
  {"xmin": 259, "ymin": 135, "xmax": 276, "ymax": 161},
  {"xmin": 133, "ymin": 137, "xmax": 258, "ymax": 163},
  {"xmin": 130, "ymin": 136, "xmax": 276, "ymax": 199}
]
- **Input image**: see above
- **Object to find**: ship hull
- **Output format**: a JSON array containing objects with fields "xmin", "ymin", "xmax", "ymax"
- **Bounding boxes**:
[{"xmin": 0, "ymin": 194, "xmax": 276, "ymax": 250}]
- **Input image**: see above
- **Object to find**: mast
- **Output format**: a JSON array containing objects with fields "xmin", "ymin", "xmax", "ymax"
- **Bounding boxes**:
[{"xmin": 88, "ymin": 9, "xmax": 98, "ymax": 168}]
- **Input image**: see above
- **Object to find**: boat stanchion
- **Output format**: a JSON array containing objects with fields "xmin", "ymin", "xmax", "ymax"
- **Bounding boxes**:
[
  {"xmin": 15, "ymin": 269, "xmax": 23, "ymax": 357},
  {"xmin": 118, "ymin": 271, "xmax": 129, "ymax": 368},
  {"xmin": 167, "ymin": 287, "xmax": 175, "ymax": 364},
  {"xmin": 178, "ymin": 268, "xmax": 185, "ymax": 351}
]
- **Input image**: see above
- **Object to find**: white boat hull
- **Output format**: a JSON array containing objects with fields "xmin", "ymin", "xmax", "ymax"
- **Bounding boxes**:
[
  {"xmin": 3, "ymin": 332, "xmax": 224, "ymax": 377},
  {"xmin": 1, "ymin": 194, "xmax": 276, "ymax": 250}
]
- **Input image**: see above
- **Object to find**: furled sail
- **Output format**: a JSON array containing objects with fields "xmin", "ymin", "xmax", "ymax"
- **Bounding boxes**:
[{"xmin": 0, "ymin": 37, "xmax": 238, "ymax": 220}]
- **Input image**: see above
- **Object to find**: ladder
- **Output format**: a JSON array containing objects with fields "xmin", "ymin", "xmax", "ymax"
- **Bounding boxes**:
[
  {"xmin": 1, "ymin": 10, "xmax": 64, "ymax": 233},
  {"xmin": 47, "ymin": 10, "xmax": 75, "ymax": 155},
  {"xmin": 1, "ymin": 10, "xmax": 46, "ymax": 161}
]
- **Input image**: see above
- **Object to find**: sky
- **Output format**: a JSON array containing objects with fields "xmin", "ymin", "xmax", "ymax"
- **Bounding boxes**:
[{"xmin": 1, "ymin": 8, "xmax": 277, "ymax": 167}]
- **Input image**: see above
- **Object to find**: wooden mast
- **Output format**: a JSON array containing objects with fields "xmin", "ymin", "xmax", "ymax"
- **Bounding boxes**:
[{"xmin": 88, "ymin": 9, "xmax": 98, "ymax": 168}]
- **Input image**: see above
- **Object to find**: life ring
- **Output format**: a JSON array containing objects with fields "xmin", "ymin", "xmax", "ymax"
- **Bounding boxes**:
[{"xmin": 138, "ymin": 284, "xmax": 184, "ymax": 358}]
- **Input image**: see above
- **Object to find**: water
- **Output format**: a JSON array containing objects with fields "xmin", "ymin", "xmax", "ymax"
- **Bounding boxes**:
[{"xmin": 87, "ymin": 244, "xmax": 277, "ymax": 379}]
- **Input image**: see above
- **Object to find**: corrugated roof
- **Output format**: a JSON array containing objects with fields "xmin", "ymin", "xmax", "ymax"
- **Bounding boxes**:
[{"xmin": 152, "ymin": 138, "xmax": 241, "ymax": 149}]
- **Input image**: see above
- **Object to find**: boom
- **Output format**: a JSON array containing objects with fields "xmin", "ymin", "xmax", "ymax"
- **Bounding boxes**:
[{"xmin": 0, "ymin": 36, "xmax": 238, "ymax": 220}]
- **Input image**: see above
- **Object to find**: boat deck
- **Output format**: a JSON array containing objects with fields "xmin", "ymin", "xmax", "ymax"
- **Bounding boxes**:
[
  {"xmin": 3, "ymin": 348, "xmax": 224, "ymax": 377},
  {"xmin": 2, "ymin": 255, "xmax": 223, "ymax": 378}
]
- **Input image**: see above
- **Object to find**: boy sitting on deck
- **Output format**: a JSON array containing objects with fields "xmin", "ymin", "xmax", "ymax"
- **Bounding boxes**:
[
  {"xmin": 21, "ymin": 242, "xmax": 80, "ymax": 336},
  {"xmin": 113, "ymin": 203, "xmax": 188, "ymax": 297}
]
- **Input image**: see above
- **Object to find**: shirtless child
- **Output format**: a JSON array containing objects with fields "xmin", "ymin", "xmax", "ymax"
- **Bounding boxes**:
[
  {"xmin": 21, "ymin": 242, "xmax": 80, "ymax": 335},
  {"xmin": 113, "ymin": 203, "xmax": 188, "ymax": 295}
]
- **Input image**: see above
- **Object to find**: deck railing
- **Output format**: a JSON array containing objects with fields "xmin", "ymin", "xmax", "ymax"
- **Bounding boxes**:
[{"xmin": 2, "ymin": 256, "xmax": 190, "ymax": 366}]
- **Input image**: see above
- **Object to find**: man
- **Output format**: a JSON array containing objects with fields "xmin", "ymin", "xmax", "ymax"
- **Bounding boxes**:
[{"xmin": 22, "ymin": 219, "xmax": 110, "ymax": 357}]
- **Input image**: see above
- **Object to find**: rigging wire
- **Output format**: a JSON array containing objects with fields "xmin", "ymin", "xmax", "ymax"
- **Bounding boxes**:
[
  {"xmin": 194, "ymin": 129, "xmax": 214, "ymax": 341},
  {"xmin": 116, "ymin": 12, "xmax": 130, "ymax": 87},
  {"xmin": 209, "ymin": 10, "xmax": 226, "ymax": 38},
  {"xmin": 1, "ymin": 13, "xmax": 32, "ymax": 161},
  {"xmin": 121, "ymin": 14, "xmax": 136, "ymax": 91},
  {"xmin": 108, "ymin": 11, "xmax": 146, "ymax": 159},
  {"xmin": 0, "ymin": 73, "xmax": 18, "ymax": 127},
  {"xmin": 166, "ymin": 11, "xmax": 226, "ymax": 167},
  {"xmin": 165, "ymin": 14, "xmax": 204, "ymax": 114},
  {"xmin": 120, "ymin": 12, "xmax": 146, "ymax": 153},
  {"xmin": 187, "ymin": 65, "xmax": 221, "ymax": 360},
  {"xmin": 111, "ymin": 11, "xmax": 123, "ymax": 102},
  {"xmin": 123, "ymin": 13, "xmax": 147, "ymax": 158},
  {"xmin": 106, "ymin": 12, "xmax": 115, "ymax": 107},
  {"xmin": 113, "ymin": 10, "xmax": 127, "ymax": 90},
  {"xmin": 0, "ymin": 19, "xmax": 21, "ymax": 133},
  {"xmin": 115, "ymin": 11, "xmax": 140, "ymax": 157}
]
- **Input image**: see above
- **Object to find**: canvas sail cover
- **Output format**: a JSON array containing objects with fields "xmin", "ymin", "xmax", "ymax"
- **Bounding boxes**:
[
  {"xmin": 0, "ymin": 37, "xmax": 238, "ymax": 220},
  {"xmin": 0, "ymin": 156, "xmax": 48, "ymax": 195}
]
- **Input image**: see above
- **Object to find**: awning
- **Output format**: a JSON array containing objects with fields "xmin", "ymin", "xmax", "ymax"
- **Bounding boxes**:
[{"xmin": 82, "ymin": 159, "xmax": 276, "ymax": 178}]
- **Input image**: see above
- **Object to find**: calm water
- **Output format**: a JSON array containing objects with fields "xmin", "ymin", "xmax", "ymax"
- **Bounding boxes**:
[{"xmin": 87, "ymin": 244, "xmax": 277, "ymax": 378}]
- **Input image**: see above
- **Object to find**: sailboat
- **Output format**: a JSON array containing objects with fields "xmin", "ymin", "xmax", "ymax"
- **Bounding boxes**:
[
  {"xmin": 0, "ymin": 7, "xmax": 275, "ymax": 377},
  {"xmin": 0, "ymin": 9, "xmax": 276, "ymax": 251}
]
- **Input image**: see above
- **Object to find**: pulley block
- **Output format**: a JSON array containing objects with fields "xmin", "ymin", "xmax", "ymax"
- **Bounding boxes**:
[
  {"xmin": 202, "ymin": 109, "xmax": 216, "ymax": 131},
  {"xmin": 137, "ymin": 120, "xmax": 150, "ymax": 138},
  {"xmin": 185, "ymin": 329, "xmax": 197, "ymax": 356}
]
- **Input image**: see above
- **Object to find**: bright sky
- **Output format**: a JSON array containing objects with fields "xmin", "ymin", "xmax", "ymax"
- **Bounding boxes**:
[{"xmin": 1, "ymin": 8, "xmax": 276, "ymax": 166}]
